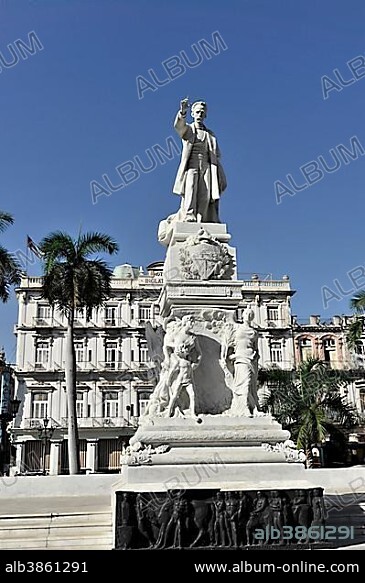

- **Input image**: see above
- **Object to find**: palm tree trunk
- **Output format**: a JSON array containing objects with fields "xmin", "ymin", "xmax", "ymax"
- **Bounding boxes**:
[
  {"xmin": 65, "ymin": 311, "xmax": 80, "ymax": 474},
  {"xmin": 305, "ymin": 448, "xmax": 313, "ymax": 469}
]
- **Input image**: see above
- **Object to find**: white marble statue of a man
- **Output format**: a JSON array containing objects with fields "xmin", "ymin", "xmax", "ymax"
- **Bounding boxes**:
[{"xmin": 173, "ymin": 98, "xmax": 227, "ymax": 223}]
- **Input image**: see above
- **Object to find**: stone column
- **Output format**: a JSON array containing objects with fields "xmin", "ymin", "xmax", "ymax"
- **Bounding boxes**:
[
  {"xmin": 95, "ymin": 387, "xmax": 103, "ymax": 419},
  {"xmin": 83, "ymin": 391, "xmax": 88, "ymax": 418},
  {"xmin": 86, "ymin": 439, "xmax": 98, "ymax": 473},
  {"xmin": 49, "ymin": 440, "xmax": 62, "ymax": 475},
  {"xmin": 118, "ymin": 391, "xmax": 123, "ymax": 422},
  {"xmin": 14, "ymin": 440, "xmax": 26, "ymax": 474}
]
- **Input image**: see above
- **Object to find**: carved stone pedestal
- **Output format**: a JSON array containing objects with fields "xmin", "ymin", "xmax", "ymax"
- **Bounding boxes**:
[
  {"xmin": 114, "ymin": 486, "xmax": 326, "ymax": 550},
  {"xmin": 113, "ymin": 219, "xmax": 325, "ymax": 550},
  {"xmin": 112, "ymin": 416, "xmax": 320, "ymax": 549}
]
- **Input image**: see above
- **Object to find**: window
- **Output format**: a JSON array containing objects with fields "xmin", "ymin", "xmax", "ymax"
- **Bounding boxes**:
[
  {"xmin": 236, "ymin": 307, "xmax": 247, "ymax": 323},
  {"xmin": 299, "ymin": 338, "xmax": 312, "ymax": 361},
  {"xmin": 35, "ymin": 341, "xmax": 49, "ymax": 368},
  {"xmin": 267, "ymin": 306, "xmax": 279, "ymax": 321},
  {"xmin": 74, "ymin": 308, "xmax": 87, "ymax": 325},
  {"xmin": 323, "ymin": 338, "xmax": 336, "ymax": 363},
  {"xmin": 32, "ymin": 393, "xmax": 48, "ymax": 418},
  {"xmin": 105, "ymin": 342, "xmax": 119, "ymax": 369},
  {"xmin": 74, "ymin": 342, "xmax": 84, "ymax": 363},
  {"xmin": 37, "ymin": 305, "xmax": 51, "ymax": 320},
  {"xmin": 139, "ymin": 342, "xmax": 149, "ymax": 363},
  {"xmin": 138, "ymin": 391, "xmax": 152, "ymax": 416},
  {"xmin": 360, "ymin": 390, "xmax": 365, "ymax": 413},
  {"xmin": 105, "ymin": 306, "xmax": 117, "ymax": 326},
  {"xmin": 103, "ymin": 391, "xmax": 119, "ymax": 417},
  {"xmin": 270, "ymin": 342, "xmax": 282, "ymax": 363},
  {"xmin": 76, "ymin": 391, "xmax": 84, "ymax": 418},
  {"xmin": 138, "ymin": 304, "xmax": 151, "ymax": 322},
  {"xmin": 355, "ymin": 342, "xmax": 365, "ymax": 355}
]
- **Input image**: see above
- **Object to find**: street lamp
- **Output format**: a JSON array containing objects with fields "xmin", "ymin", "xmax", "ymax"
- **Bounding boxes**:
[
  {"xmin": 10, "ymin": 398, "xmax": 21, "ymax": 418},
  {"xmin": 37, "ymin": 417, "xmax": 55, "ymax": 475},
  {"xmin": 0, "ymin": 397, "xmax": 22, "ymax": 475},
  {"xmin": 126, "ymin": 404, "xmax": 134, "ymax": 425}
]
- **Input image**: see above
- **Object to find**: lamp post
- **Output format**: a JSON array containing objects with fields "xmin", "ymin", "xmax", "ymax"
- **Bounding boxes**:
[
  {"xmin": 0, "ymin": 397, "xmax": 22, "ymax": 475},
  {"xmin": 37, "ymin": 417, "xmax": 55, "ymax": 475},
  {"xmin": 126, "ymin": 404, "xmax": 134, "ymax": 426},
  {"xmin": 0, "ymin": 350, "xmax": 22, "ymax": 475}
]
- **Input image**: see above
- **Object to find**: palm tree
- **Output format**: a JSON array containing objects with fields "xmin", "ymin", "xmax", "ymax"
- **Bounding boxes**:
[
  {"xmin": 346, "ymin": 291, "xmax": 365, "ymax": 352},
  {"xmin": 0, "ymin": 211, "xmax": 21, "ymax": 302},
  {"xmin": 260, "ymin": 358, "xmax": 357, "ymax": 467},
  {"xmin": 40, "ymin": 231, "xmax": 119, "ymax": 474}
]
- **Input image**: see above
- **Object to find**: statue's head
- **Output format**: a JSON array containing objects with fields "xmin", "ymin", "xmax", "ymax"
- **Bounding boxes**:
[
  {"xmin": 181, "ymin": 314, "xmax": 195, "ymax": 329},
  {"xmin": 191, "ymin": 101, "xmax": 207, "ymax": 122},
  {"xmin": 242, "ymin": 306, "xmax": 255, "ymax": 325}
]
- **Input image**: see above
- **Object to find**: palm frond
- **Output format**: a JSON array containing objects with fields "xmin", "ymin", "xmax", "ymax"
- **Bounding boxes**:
[
  {"xmin": 40, "ymin": 232, "xmax": 76, "ymax": 272},
  {"xmin": 350, "ymin": 290, "xmax": 365, "ymax": 313},
  {"xmin": 346, "ymin": 317, "xmax": 364, "ymax": 351},
  {"xmin": 40, "ymin": 230, "xmax": 118, "ymax": 319},
  {"xmin": 0, "ymin": 245, "xmax": 22, "ymax": 302},
  {"xmin": 0, "ymin": 211, "xmax": 14, "ymax": 232},
  {"xmin": 260, "ymin": 358, "xmax": 357, "ymax": 454},
  {"xmin": 76, "ymin": 232, "xmax": 119, "ymax": 257}
]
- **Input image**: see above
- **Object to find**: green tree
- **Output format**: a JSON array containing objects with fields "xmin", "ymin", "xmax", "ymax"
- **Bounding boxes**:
[
  {"xmin": 260, "ymin": 358, "xmax": 357, "ymax": 467},
  {"xmin": 0, "ymin": 211, "xmax": 21, "ymax": 302},
  {"xmin": 40, "ymin": 231, "xmax": 119, "ymax": 474},
  {"xmin": 346, "ymin": 291, "xmax": 365, "ymax": 352}
]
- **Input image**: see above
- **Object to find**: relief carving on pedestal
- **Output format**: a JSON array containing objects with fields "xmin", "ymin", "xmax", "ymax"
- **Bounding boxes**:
[
  {"xmin": 115, "ymin": 487, "xmax": 327, "ymax": 550},
  {"xmin": 179, "ymin": 228, "xmax": 235, "ymax": 280}
]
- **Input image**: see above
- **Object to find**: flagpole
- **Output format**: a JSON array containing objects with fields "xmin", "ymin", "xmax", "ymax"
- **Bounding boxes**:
[{"xmin": 25, "ymin": 236, "xmax": 29, "ymax": 276}]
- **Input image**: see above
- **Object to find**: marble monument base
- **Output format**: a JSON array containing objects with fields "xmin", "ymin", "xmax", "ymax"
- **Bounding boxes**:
[
  {"xmin": 113, "ymin": 480, "xmax": 325, "ymax": 550},
  {"xmin": 116, "ymin": 415, "xmax": 312, "ymax": 491},
  {"xmin": 112, "ymin": 416, "xmax": 323, "ymax": 550},
  {"xmin": 130, "ymin": 415, "xmax": 291, "ymax": 450}
]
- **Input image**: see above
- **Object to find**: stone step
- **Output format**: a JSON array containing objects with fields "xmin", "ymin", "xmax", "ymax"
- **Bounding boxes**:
[{"xmin": 0, "ymin": 511, "xmax": 113, "ymax": 550}]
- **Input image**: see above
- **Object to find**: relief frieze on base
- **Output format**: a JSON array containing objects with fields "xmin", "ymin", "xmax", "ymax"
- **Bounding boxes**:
[{"xmin": 115, "ymin": 487, "xmax": 327, "ymax": 550}]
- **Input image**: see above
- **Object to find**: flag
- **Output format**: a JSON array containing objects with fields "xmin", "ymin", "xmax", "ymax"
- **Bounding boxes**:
[{"xmin": 26, "ymin": 235, "xmax": 44, "ymax": 259}]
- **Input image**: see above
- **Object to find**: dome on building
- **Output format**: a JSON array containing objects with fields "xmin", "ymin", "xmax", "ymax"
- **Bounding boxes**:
[{"xmin": 113, "ymin": 263, "xmax": 140, "ymax": 279}]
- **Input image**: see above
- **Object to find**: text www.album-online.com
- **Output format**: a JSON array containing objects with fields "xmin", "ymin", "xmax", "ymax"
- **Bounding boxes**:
[{"xmin": 194, "ymin": 560, "xmax": 360, "ymax": 574}]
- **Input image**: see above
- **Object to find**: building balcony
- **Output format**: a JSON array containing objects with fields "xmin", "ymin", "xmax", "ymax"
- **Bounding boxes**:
[
  {"xmin": 131, "ymin": 318, "xmax": 157, "ymax": 327},
  {"xmin": 295, "ymin": 358, "xmax": 351, "ymax": 371},
  {"xmin": 14, "ymin": 317, "xmax": 64, "ymax": 331},
  {"xmin": 102, "ymin": 318, "xmax": 129, "ymax": 328},
  {"xmin": 23, "ymin": 417, "xmax": 60, "ymax": 430},
  {"xmin": 60, "ymin": 416, "xmax": 136, "ymax": 428},
  {"xmin": 19, "ymin": 362, "xmax": 63, "ymax": 373},
  {"xmin": 260, "ymin": 360, "xmax": 294, "ymax": 371},
  {"xmin": 73, "ymin": 319, "xmax": 97, "ymax": 328},
  {"xmin": 263, "ymin": 319, "xmax": 290, "ymax": 329},
  {"xmin": 110, "ymin": 276, "xmax": 163, "ymax": 289},
  {"xmin": 239, "ymin": 276, "xmax": 292, "ymax": 292},
  {"xmin": 98, "ymin": 361, "xmax": 129, "ymax": 372},
  {"xmin": 32, "ymin": 317, "xmax": 63, "ymax": 328},
  {"xmin": 130, "ymin": 360, "xmax": 154, "ymax": 370},
  {"xmin": 76, "ymin": 361, "xmax": 98, "ymax": 372}
]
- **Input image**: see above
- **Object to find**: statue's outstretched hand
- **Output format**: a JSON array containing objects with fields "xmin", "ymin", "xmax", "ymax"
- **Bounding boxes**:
[{"xmin": 180, "ymin": 97, "xmax": 189, "ymax": 114}]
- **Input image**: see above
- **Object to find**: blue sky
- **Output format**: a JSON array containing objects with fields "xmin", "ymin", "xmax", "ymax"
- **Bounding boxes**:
[{"xmin": 1, "ymin": 0, "xmax": 365, "ymax": 361}]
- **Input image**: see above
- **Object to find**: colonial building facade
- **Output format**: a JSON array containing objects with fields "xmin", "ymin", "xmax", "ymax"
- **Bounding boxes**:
[
  {"xmin": 10, "ymin": 264, "xmax": 365, "ymax": 474},
  {"xmin": 12, "ymin": 262, "xmax": 163, "ymax": 475},
  {"xmin": 293, "ymin": 314, "xmax": 365, "ymax": 463},
  {"xmin": 293, "ymin": 314, "xmax": 365, "ymax": 415}
]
